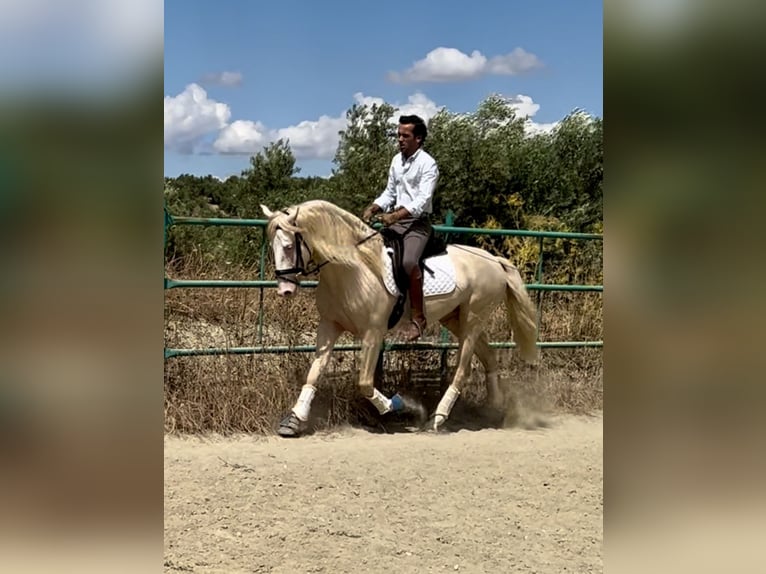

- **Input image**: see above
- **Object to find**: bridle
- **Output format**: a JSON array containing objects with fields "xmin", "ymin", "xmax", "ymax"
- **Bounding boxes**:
[
  {"xmin": 274, "ymin": 230, "xmax": 330, "ymax": 285},
  {"xmin": 273, "ymin": 208, "xmax": 380, "ymax": 285},
  {"xmin": 273, "ymin": 208, "xmax": 329, "ymax": 285}
]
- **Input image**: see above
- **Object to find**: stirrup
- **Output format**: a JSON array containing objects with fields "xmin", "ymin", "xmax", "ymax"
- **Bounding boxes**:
[{"xmin": 401, "ymin": 318, "xmax": 426, "ymax": 341}]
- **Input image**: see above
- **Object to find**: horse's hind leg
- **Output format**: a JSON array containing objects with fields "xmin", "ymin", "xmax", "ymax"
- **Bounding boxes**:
[
  {"xmin": 439, "ymin": 315, "xmax": 501, "ymax": 411},
  {"xmin": 278, "ymin": 319, "xmax": 342, "ymax": 437},
  {"xmin": 473, "ymin": 331, "xmax": 504, "ymax": 411},
  {"xmin": 358, "ymin": 330, "xmax": 385, "ymax": 404},
  {"xmin": 433, "ymin": 312, "xmax": 483, "ymax": 430}
]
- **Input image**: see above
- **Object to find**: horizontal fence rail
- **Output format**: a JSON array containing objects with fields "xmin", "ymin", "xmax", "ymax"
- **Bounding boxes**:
[
  {"xmin": 164, "ymin": 278, "xmax": 603, "ymax": 292},
  {"xmin": 164, "ymin": 341, "xmax": 604, "ymax": 360},
  {"xmin": 164, "ymin": 209, "xmax": 603, "ymax": 358}
]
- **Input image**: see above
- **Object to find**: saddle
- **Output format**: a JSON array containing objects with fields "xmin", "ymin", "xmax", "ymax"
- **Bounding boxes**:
[{"xmin": 379, "ymin": 226, "xmax": 448, "ymax": 329}]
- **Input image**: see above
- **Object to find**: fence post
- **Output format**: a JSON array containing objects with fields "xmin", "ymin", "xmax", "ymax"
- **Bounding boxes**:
[
  {"xmin": 439, "ymin": 210, "xmax": 455, "ymax": 390},
  {"xmin": 164, "ymin": 206, "xmax": 174, "ymax": 292},
  {"xmin": 535, "ymin": 235, "xmax": 545, "ymax": 333},
  {"xmin": 258, "ymin": 234, "xmax": 267, "ymax": 345},
  {"xmin": 163, "ymin": 206, "xmax": 173, "ymax": 253}
]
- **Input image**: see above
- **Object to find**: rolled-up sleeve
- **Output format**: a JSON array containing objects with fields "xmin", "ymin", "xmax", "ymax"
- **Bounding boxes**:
[
  {"xmin": 401, "ymin": 158, "xmax": 439, "ymax": 217},
  {"xmin": 373, "ymin": 160, "xmax": 397, "ymax": 211}
]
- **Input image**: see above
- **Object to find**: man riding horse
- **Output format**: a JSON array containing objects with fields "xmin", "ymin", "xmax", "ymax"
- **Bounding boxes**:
[{"xmin": 362, "ymin": 114, "xmax": 438, "ymax": 342}]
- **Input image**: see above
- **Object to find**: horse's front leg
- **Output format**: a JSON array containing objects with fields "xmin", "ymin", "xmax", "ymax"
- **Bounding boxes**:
[
  {"xmin": 277, "ymin": 318, "xmax": 342, "ymax": 437},
  {"xmin": 358, "ymin": 330, "xmax": 389, "ymax": 410},
  {"xmin": 359, "ymin": 329, "xmax": 426, "ymax": 423}
]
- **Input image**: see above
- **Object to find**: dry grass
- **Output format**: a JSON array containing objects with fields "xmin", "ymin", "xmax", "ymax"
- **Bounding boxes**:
[{"xmin": 164, "ymin": 256, "xmax": 602, "ymax": 435}]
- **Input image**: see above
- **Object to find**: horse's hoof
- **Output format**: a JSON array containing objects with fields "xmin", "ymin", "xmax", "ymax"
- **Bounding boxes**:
[
  {"xmin": 391, "ymin": 393, "xmax": 427, "ymax": 425},
  {"xmin": 485, "ymin": 407, "xmax": 506, "ymax": 428},
  {"xmin": 277, "ymin": 412, "xmax": 303, "ymax": 438},
  {"xmin": 427, "ymin": 414, "xmax": 448, "ymax": 433},
  {"xmin": 277, "ymin": 425, "xmax": 298, "ymax": 437}
]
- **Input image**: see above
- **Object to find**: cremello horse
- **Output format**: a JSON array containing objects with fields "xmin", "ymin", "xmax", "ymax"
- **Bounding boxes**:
[{"xmin": 261, "ymin": 200, "xmax": 538, "ymax": 436}]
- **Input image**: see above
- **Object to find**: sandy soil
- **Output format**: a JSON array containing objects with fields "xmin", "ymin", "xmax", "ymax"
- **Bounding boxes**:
[{"xmin": 164, "ymin": 413, "xmax": 602, "ymax": 573}]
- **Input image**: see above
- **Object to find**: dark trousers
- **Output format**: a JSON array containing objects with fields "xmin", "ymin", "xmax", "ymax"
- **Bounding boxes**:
[{"xmin": 388, "ymin": 216, "xmax": 432, "ymax": 277}]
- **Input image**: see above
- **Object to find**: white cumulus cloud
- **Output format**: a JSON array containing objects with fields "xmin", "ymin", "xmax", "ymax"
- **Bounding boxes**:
[
  {"xmin": 524, "ymin": 120, "xmax": 558, "ymax": 135},
  {"xmin": 351, "ymin": 93, "xmax": 386, "ymax": 108},
  {"xmin": 391, "ymin": 92, "xmax": 443, "ymax": 122},
  {"xmin": 389, "ymin": 46, "xmax": 542, "ymax": 83},
  {"xmin": 487, "ymin": 47, "xmax": 544, "ymax": 75},
  {"xmin": 502, "ymin": 94, "xmax": 559, "ymax": 135},
  {"xmin": 164, "ymin": 84, "xmax": 563, "ymax": 161},
  {"xmin": 205, "ymin": 92, "xmax": 443, "ymax": 160},
  {"xmin": 352, "ymin": 92, "xmax": 442, "ymax": 123},
  {"xmin": 164, "ymin": 83, "xmax": 231, "ymax": 153},
  {"xmin": 506, "ymin": 94, "xmax": 541, "ymax": 119},
  {"xmin": 388, "ymin": 48, "xmax": 486, "ymax": 83},
  {"xmin": 213, "ymin": 120, "xmax": 269, "ymax": 154},
  {"xmin": 272, "ymin": 115, "xmax": 348, "ymax": 160}
]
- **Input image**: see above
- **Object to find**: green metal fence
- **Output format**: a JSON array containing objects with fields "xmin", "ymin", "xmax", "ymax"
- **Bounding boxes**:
[{"xmin": 164, "ymin": 209, "xmax": 603, "ymax": 360}]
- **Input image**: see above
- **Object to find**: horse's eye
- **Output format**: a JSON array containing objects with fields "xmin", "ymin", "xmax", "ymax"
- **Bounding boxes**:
[{"xmin": 285, "ymin": 244, "xmax": 294, "ymax": 250}]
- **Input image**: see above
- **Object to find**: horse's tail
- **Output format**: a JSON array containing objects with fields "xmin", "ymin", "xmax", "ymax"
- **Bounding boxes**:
[{"xmin": 499, "ymin": 259, "xmax": 539, "ymax": 363}]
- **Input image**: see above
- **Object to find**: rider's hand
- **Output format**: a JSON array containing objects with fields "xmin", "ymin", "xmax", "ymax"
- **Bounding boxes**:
[
  {"xmin": 362, "ymin": 204, "xmax": 380, "ymax": 222},
  {"xmin": 380, "ymin": 212, "xmax": 399, "ymax": 226}
]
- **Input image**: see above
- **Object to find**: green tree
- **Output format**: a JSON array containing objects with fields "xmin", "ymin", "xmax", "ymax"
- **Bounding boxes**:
[
  {"xmin": 427, "ymin": 95, "xmax": 527, "ymax": 228},
  {"xmin": 240, "ymin": 139, "xmax": 301, "ymax": 214},
  {"xmin": 164, "ymin": 174, "xmax": 250, "ymax": 265},
  {"xmin": 331, "ymin": 102, "xmax": 398, "ymax": 215},
  {"xmin": 523, "ymin": 111, "xmax": 603, "ymax": 231}
]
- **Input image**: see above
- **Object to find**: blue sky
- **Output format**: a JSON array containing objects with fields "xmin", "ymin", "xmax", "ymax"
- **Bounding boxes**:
[{"xmin": 165, "ymin": 0, "xmax": 602, "ymax": 179}]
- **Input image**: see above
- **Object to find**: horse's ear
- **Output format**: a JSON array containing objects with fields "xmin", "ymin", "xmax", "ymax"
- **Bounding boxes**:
[{"xmin": 260, "ymin": 204, "xmax": 274, "ymax": 218}]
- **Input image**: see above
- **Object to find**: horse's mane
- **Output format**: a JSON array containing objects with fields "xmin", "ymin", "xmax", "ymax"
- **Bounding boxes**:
[{"xmin": 266, "ymin": 200, "xmax": 384, "ymax": 278}]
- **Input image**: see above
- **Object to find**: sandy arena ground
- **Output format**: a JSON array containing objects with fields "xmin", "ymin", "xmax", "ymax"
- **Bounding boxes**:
[{"xmin": 164, "ymin": 413, "xmax": 602, "ymax": 573}]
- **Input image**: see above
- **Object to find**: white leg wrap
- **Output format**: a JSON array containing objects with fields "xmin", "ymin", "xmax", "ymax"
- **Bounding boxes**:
[
  {"xmin": 435, "ymin": 385, "xmax": 460, "ymax": 419},
  {"xmin": 368, "ymin": 388, "xmax": 392, "ymax": 415},
  {"xmin": 292, "ymin": 385, "xmax": 316, "ymax": 421}
]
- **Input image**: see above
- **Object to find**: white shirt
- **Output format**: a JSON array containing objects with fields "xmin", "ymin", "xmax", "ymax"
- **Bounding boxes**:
[{"xmin": 373, "ymin": 148, "xmax": 439, "ymax": 218}]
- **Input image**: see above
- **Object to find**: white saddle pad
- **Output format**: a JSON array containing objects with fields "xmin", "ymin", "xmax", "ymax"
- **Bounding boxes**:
[{"xmin": 382, "ymin": 246, "xmax": 456, "ymax": 297}]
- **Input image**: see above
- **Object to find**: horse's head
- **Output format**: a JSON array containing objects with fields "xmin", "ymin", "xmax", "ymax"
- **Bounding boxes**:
[{"xmin": 261, "ymin": 204, "xmax": 313, "ymax": 297}]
